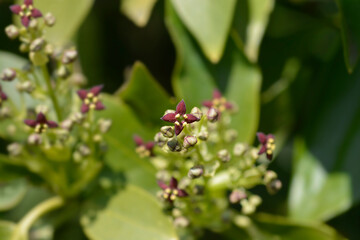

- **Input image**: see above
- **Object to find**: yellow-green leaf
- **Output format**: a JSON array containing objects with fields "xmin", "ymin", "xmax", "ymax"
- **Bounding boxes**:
[{"xmin": 120, "ymin": 0, "xmax": 157, "ymax": 27}]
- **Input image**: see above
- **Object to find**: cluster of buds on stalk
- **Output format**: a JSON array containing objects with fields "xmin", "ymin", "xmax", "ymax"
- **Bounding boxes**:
[
  {"xmin": 135, "ymin": 90, "xmax": 282, "ymax": 237},
  {"xmin": 0, "ymin": 0, "xmax": 111, "ymax": 198}
]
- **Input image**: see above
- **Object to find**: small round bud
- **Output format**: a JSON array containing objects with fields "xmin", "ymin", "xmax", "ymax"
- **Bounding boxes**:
[
  {"xmin": 188, "ymin": 165, "xmax": 204, "ymax": 179},
  {"xmin": 267, "ymin": 179, "xmax": 282, "ymax": 195},
  {"xmin": 29, "ymin": 19, "xmax": 38, "ymax": 29},
  {"xmin": 0, "ymin": 107, "xmax": 12, "ymax": 118},
  {"xmin": 234, "ymin": 215, "xmax": 251, "ymax": 228},
  {"xmin": 1, "ymin": 68, "xmax": 16, "ymax": 81},
  {"xmin": 98, "ymin": 119, "xmax": 112, "ymax": 133},
  {"xmin": 264, "ymin": 170, "xmax": 278, "ymax": 184},
  {"xmin": 240, "ymin": 199, "xmax": 255, "ymax": 215},
  {"xmin": 21, "ymin": 81, "xmax": 35, "ymax": 93},
  {"xmin": 198, "ymin": 129, "xmax": 209, "ymax": 141},
  {"xmin": 249, "ymin": 195, "xmax": 262, "ymax": 206},
  {"xmin": 225, "ymin": 129, "xmax": 238, "ymax": 142},
  {"xmin": 44, "ymin": 44, "xmax": 54, "ymax": 55},
  {"xmin": 7, "ymin": 143, "xmax": 22, "ymax": 156},
  {"xmin": 30, "ymin": 38, "xmax": 45, "ymax": 52},
  {"xmin": 167, "ymin": 138, "xmax": 181, "ymax": 152},
  {"xmin": 71, "ymin": 112, "xmax": 85, "ymax": 124},
  {"xmin": 57, "ymin": 65, "xmax": 71, "ymax": 79},
  {"xmin": 190, "ymin": 107, "xmax": 203, "ymax": 119},
  {"xmin": 154, "ymin": 132, "xmax": 167, "ymax": 147},
  {"xmin": 44, "ymin": 12, "xmax": 56, "ymax": 27},
  {"xmin": 217, "ymin": 149, "xmax": 231, "ymax": 162},
  {"xmin": 61, "ymin": 119, "xmax": 73, "ymax": 131},
  {"xmin": 172, "ymin": 208, "xmax": 182, "ymax": 218},
  {"xmin": 79, "ymin": 145, "xmax": 91, "ymax": 156},
  {"xmin": 62, "ymin": 49, "xmax": 78, "ymax": 64},
  {"xmin": 160, "ymin": 126, "xmax": 174, "ymax": 138},
  {"xmin": 207, "ymin": 108, "xmax": 219, "ymax": 122},
  {"xmin": 250, "ymin": 148, "xmax": 259, "ymax": 159},
  {"xmin": 93, "ymin": 134, "xmax": 102, "ymax": 142},
  {"xmin": 5, "ymin": 25, "xmax": 19, "ymax": 39},
  {"xmin": 233, "ymin": 143, "xmax": 246, "ymax": 156},
  {"xmin": 19, "ymin": 43, "xmax": 29, "ymax": 53},
  {"xmin": 28, "ymin": 133, "xmax": 42, "ymax": 145},
  {"xmin": 183, "ymin": 136, "xmax": 197, "ymax": 148},
  {"xmin": 73, "ymin": 151, "xmax": 82, "ymax": 163},
  {"xmin": 174, "ymin": 217, "xmax": 190, "ymax": 228},
  {"xmin": 229, "ymin": 189, "xmax": 247, "ymax": 204}
]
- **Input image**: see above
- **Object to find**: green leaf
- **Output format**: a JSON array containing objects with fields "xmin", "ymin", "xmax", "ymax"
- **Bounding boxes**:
[
  {"xmin": 117, "ymin": 62, "xmax": 173, "ymax": 127},
  {"xmin": 120, "ymin": 0, "xmax": 157, "ymax": 27},
  {"xmin": 170, "ymin": 0, "xmax": 236, "ymax": 63},
  {"xmin": 100, "ymin": 95, "xmax": 157, "ymax": 193},
  {"xmin": 288, "ymin": 139, "xmax": 352, "ymax": 221},
  {"xmin": 15, "ymin": 0, "xmax": 94, "ymax": 46},
  {"xmin": 336, "ymin": 0, "xmax": 360, "ymax": 73},
  {"xmin": 0, "ymin": 221, "xmax": 16, "ymax": 240},
  {"xmin": 225, "ymin": 48, "xmax": 261, "ymax": 143},
  {"xmin": 250, "ymin": 213, "xmax": 345, "ymax": 240},
  {"xmin": 81, "ymin": 184, "xmax": 178, "ymax": 240},
  {"xmin": 165, "ymin": 1, "xmax": 216, "ymax": 108},
  {"xmin": 0, "ymin": 179, "xmax": 27, "ymax": 212},
  {"xmin": 243, "ymin": 0, "xmax": 275, "ymax": 62}
]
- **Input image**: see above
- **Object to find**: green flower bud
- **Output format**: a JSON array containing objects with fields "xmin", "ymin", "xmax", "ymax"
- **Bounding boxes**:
[
  {"xmin": 1, "ymin": 68, "xmax": 16, "ymax": 81},
  {"xmin": 198, "ymin": 129, "xmax": 209, "ymax": 141},
  {"xmin": 62, "ymin": 49, "xmax": 78, "ymax": 64},
  {"xmin": 154, "ymin": 132, "xmax": 167, "ymax": 147},
  {"xmin": 264, "ymin": 170, "xmax": 278, "ymax": 184},
  {"xmin": 183, "ymin": 135, "xmax": 197, "ymax": 148},
  {"xmin": 174, "ymin": 217, "xmax": 190, "ymax": 228},
  {"xmin": 5, "ymin": 25, "xmax": 19, "ymax": 39},
  {"xmin": 98, "ymin": 119, "xmax": 112, "ymax": 133},
  {"xmin": 234, "ymin": 215, "xmax": 251, "ymax": 228},
  {"xmin": 7, "ymin": 143, "xmax": 22, "ymax": 156},
  {"xmin": 229, "ymin": 189, "xmax": 247, "ymax": 204},
  {"xmin": 60, "ymin": 119, "xmax": 73, "ymax": 131},
  {"xmin": 18, "ymin": 81, "xmax": 35, "ymax": 93},
  {"xmin": 30, "ymin": 38, "xmax": 45, "ymax": 52},
  {"xmin": 225, "ymin": 129, "xmax": 238, "ymax": 142},
  {"xmin": 29, "ymin": 19, "xmax": 38, "ymax": 30},
  {"xmin": 207, "ymin": 108, "xmax": 219, "ymax": 122},
  {"xmin": 44, "ymin": 44, "xmax": 54, "ymax": 55},
  {"xmin": 240, "ymin": 199, "xmax": 255, "ymax": 215},
  {"xmin": 233, "ymin": 143, "xmax": 247, "ymax": 156},
  {"xmin": 0, "ymin": 106, "xmax": 12, "ymax": 118},
  {"xmin": 57, "ymin": 65, "xmax": 71, "ymax": 79},
  {"xmin": 69, "ymin": 73, "xmax": 87, "ymax": 86},
  {"xmin": 79, "ymin": 144, "xmax": 91, "ymax": 156},
  {"xmin": 160, "ymin": 126, "xmax": 174, "ymax": 138},
  {"xmin": 73, "ymin": 151, "xmax": 82, "ymax": 163},
  {"xmin": 217, "ymin": 149, "xmax": 231, "ymax": 162},
  {"xmin": 188, "ymin": 165, "xmax": 204, "ymax": 179},
  {"xmin": 167, "ymin": 138, "xmax": 181, "ymax": 152},
  {"xmin": 266, "ymin": 179, "xmax": 282, "ymax": 195},
  {"xmin": 190, "ymin": 107, "xmax": 203, "ymax": 119},
  {"xmin": 44, "ymin": 12, "xmax": 56, "ymax": 27},
  {"xmin": 249, "ymin": 195, "xmax": 262, "ymax": 206},
  {"xmin": 19, "ymin": 43, "xmax": 29, "ymax": 53}
]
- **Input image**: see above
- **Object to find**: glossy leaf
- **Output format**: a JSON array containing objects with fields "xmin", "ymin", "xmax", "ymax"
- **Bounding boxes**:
[
  {"xmin": 0, "ymin": 221, "xmax": 16, "ymax": 240},
  {"xmin": 0, "ymin": 179, "xmax": 27, "ymax": 212},
  {"xmin": 244, "ymin": 0, "xmax": 275, "ymax": 62},
  {"xmin": 336, "ymin": 0, "xmax": 360, "ymax": 73},
  {"xmin": 81, "ymin": 184, "xmax": 178, "ymax": 240},
  {"xmin": 289, "ymin": 139, "xmax": 351, "ymax": 221},
  {"xmin": 15, "ymin": 0, "xmax": 94, "ymax": 46},
  {"xmin": 225, "ymin": 48, "xmax": 261, "ymax": 143},
  {"xmin": 100, "ymin": 95, "xmax": 157, "ymax": 193},
  {"xmin": 120, "ymin": 0, "xmax": 157, "ymax": 27},
  {"xmin": 117, "ymin": 61, "xmax": 173, "ymax": 127},
  {"xmin": 171, "ymin": 0, "xmax": 236, "ymax": 63},
  {"xmin": 165, "ymin": 1, "xmax": 216, "ymax": 108}
]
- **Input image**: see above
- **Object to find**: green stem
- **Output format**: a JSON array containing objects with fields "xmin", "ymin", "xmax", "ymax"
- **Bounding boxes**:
[
  {"xmin": 14, "ymin": 196, "xmax": 64, "ymax": 240},
  {"xmin": 41, "ymin": 65, "xmax": 62, "ymax": 121}
]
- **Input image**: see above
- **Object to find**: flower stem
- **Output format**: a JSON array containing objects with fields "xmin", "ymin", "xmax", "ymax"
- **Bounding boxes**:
[
  {"xmin": 15, "ymin": 196, "xmax": 64, "ymax": 239},
  {"xmin": 41, "ymin": 65, "xmax": 62, "ymax": 121}
]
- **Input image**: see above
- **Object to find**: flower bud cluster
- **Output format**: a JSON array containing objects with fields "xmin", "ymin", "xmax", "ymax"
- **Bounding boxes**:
[{"xmin": 134, "ymin": 90, "xmax": 281, "ymax": 237}]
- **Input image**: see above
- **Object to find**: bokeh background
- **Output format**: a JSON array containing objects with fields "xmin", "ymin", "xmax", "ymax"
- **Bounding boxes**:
[{"xmin": 0, "ymin": 0, "xmax": 359, "ymax": 239}]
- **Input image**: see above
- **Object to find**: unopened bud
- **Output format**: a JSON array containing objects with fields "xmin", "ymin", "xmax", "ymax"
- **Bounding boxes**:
[
  {"xmin": 1, "ymin": 68, "xmax": 16, "ymax": 81},
  {"xmin": 69, "ymin": 73, "xmax": 87, "ymax": 86},
  {"xmin": 207, "ymin": 108, "xmax": 219, "ymax": 122},
  {"xmin": 44, "ymin": 12, "xmax": 56, "ymax": 27},
  {"xmin": 62, "ymin": 49, "xmax": 78, "ymax": 64},
  {"xmin": 233, "ymin": 143, "xmax": 246, "ymax": 156},
  {"xmin": 190, "ymin": 107, "xmax": 203, "ymax": 119},
  {"xmin": 174, "ymin": 217, "xmax": 190, "ymax": 228},
  {"xmin": 172, "ymin": 208, "xmax": 182, "ymax": 218},
  {"xmin": 79, "ymin": 145, "xmax": 91, "ymax": 156},
  {"xmin": 7, "ymin": 143, "xmax": 22, "ymax": 156},
  {"xmin": 29, "ymin": 19, "xmax": 38, "ymax": 29},
  {"xmin": 188, "ymin": 165, "xmax": 204, "ymax": 179},
  {"xmin": 267, "ymin": 179, "xmax": 282, "ymax": 195},
  {"xmin": 0, "ymin": 107, "xmax": 11, "ymax": 118},
  {"xmin": 44, "ymin": 44, "xmax": 54, "ymax": 55},
  {"xmin": 264, "ymin": 170, "xmax": 277, "ymax": 184},
  {"xmin": 93, "ymin": 134, "xmax": 102, "ymax": 142},
  {"xmin": 249, "ymin": 195, "xmax": 262, "ymax": 206},
  {"xmin": 225, "ymin": 129, "xmax": 238, "ymax": 142},
  {"xmin": 57, "ymin": 65, "xmax": 70, "ymax": 79},
  {"xmin": 71, "ymin": 112, "xmax": 85, "ymax": 124},
  {"xmin": 154, "ymin": 132, "xmax": 167, "ymax": 147},
  {"xmin": 19, "ymin": 43, "xmax": 29, "ymax": 53},
  {"xmin": 167, "ymin": 138, "xmax": 181, "ymax": 152},
  {"xmin": 28, "ymin": 133, "xmax": 42, "ymax": 145},
  {"xmin": 234, "ymin": 215, "xmax": 251, "ymax": 228},
  {"xmin": 229, "ymin": 189, "xmax": 247, "ymax": 204},
  {"xmin": 30, "ymin": 38, "xmax": 45, "ymax": 52},
  {"xmin": 61, "ymin": 119, "xmax": 73, "ymax": 131},
  {"xmin": 217, "ymin": 149, "xmax": 231, "ymax": 162},
  {"xmin": 160, "ymin": 126, "xmax": 174, "ymax": 138},
  {"xmin": 250, "ymin": 148, "xmax": 259, "ymax": 159},
  {"xmin": 5, "ymin": 25, "xmax": 19, "ymax": 39},
  {"xmin": 183, "ymin": 136, "xmax": 197, "ymax": 148},
  {"xmin": 21, "ymin": 81, "xmax": 35, "ymax": 93},
  {"xmin": 198, "ymin": 129, "xmax": 209, "ymax": 141},
  {"xmin": 98, "ymin": 119, "xmax": 112, "ymax": 133},
  {"xmin": 240, "ymin": 199, "xmax": 255, "ymax": 215},
  {"xmin": 73, "ymin": 151, "xmax": 82, "ymax": 163}
]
